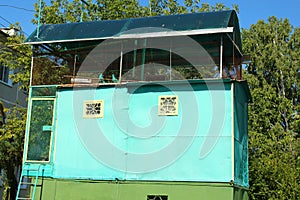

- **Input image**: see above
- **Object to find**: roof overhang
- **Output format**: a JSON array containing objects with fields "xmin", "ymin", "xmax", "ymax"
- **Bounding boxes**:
[{"xmin": 25, "ymin": 27, "xmax": 234, "ymax": 45}]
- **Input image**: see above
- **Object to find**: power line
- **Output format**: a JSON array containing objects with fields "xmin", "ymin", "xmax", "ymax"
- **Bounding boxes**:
[
  {"xmin": 0, "ymin": 22, "xmax": 6, "ymax": 28},
  {"xmin": 0, "ymin": 15, "xmax": 13, "ymax": 26},
  {"xmin": 0, "ymin": 4, "xmax": 34, "ymax": 36},
  {"xmin": 0, "ymin": 5, "xmax": 35, "ymax": 12}
]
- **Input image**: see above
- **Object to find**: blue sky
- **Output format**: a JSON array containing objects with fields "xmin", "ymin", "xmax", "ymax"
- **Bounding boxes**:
[{"xmin": 0, "ymin": 0, "xmax": 299, "ymax": 37}]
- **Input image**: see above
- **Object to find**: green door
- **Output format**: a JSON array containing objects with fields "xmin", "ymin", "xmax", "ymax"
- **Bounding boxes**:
[{"xmin": 26, "ymin": 98, "xmax": 55, "ymax": 162}]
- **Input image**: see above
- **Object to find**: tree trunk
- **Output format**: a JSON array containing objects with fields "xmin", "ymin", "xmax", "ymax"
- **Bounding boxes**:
[{"xmin": 5, "ymin": 163, "xmax": 18, "ymax": 200}]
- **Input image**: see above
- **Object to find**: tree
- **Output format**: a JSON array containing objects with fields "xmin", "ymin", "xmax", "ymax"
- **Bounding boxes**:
[
  {"xmin": 32, "ymin": 0, "xmax": 148, "ymax": 24},
  {"xmin": 0, "ymin": 105, "xmax": 26, "ymax": 200},
  {"xmin": 32, "ymin": 0, "xmax": 237, "ymax": 24},
  {"xmin": 242, "ymin": 17, "xmax": 300, "ymax": 199},
  {"xmin": 0, "ymin": 26, "xmax": 30, "ymax": 200},
  {"xmin": 0, "ymin": 25, "xmax": 30, "ymax": 200}
]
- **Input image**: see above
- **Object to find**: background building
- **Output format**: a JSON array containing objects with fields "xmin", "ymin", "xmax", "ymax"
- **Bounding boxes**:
[{"xmin": 0, "ymin": 28, "xmax": 27, "ymax": 110}]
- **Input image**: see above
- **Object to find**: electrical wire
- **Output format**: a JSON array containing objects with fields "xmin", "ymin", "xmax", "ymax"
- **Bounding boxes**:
[
  {"xmin": 0, "ymin": 4, "xmax": 36, "ymax": 36},
  {"xmin": 0, "ymin": 5, "xmax": 35, "ymax": 12},
  {"xmin": 0, "ymin": 22, "xmax": 7, "ymax": 28},
  {"xmin": 0, "ymin": 15, "xmax": 13, "ymax": 26}
]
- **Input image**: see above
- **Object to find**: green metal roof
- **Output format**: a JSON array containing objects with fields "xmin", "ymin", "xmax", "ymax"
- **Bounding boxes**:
[{"xmin": 26, "ymin": 10, "xmax": 241, "ymax": 50}]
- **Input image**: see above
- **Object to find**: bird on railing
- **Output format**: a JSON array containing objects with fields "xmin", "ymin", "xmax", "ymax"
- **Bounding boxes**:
[
  {"xmin": 98, "ymin": 73, "xmax": 105, "ymax": 83},
  {"xmin": 112, "ymin": 73, "xmax": 118, "ymax": 83}
]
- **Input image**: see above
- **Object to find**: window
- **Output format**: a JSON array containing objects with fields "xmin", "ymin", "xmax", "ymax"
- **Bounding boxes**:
[
  {"xmin": 0, "ymin": 102, "xmax": 4, "ymax": 126},
  {"xmin": 0, "ymin": 64, "xmax": 13, "ymax": 86},
  {"xmin": 26, "ymin": 99, "xmax": 55, "ymax": 161},
  {"xmin": 31, "ymin": 36, "xmax": 223, "ymax": 86}
]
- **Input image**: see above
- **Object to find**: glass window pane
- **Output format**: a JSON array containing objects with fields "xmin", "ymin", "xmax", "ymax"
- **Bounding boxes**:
[{"xmin": 26, "ymin": 99, "xmax": 54, "ymax": 161}]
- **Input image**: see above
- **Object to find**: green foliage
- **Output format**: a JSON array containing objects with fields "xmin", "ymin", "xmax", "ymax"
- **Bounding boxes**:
[
  {"xmin": 32, "ymin": 0, "xmax": 147, "ymax": 23},
  {"xmin": 0, "ymin": 105, "xmax": 26, "ymax": 200},
  {"xmin": 243, "ymin": 17, "xmax": 300, "ymax": 199},
  {"xmin": 0, "ymin": 24, "xmax": 31, "ymax": 91}
]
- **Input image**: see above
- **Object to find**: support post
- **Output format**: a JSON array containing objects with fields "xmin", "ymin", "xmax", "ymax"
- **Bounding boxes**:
[
  {"xmin": 29, "ymin": 53, "xmax": 34, "ymax": 87},
  {"xmin": 36, "ymin": 0, "xmax": 42, "ymax": 38},
  {"xmin": 220, "ymin": 35, "xmax": 223, "ymax": 78},
  {"xmin": 80, "ymin": 0, "xmax": 89, "ymax": 22},
  {"xmin": 119, "ymin": 43, "xmax": 123, "ymax": 83},
  {"xmin": 169, "ymin": 47, "xmax": 172, "ymax": 80},
  {"xmin": 141, "ymin": 39, "xmax": 147, "ymax": 81},
  {"xmin": 132, "ymin": 40, "xmax": 137, "ymax": 78}
]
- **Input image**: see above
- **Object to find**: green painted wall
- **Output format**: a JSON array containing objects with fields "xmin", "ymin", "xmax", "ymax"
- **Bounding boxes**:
[
  {"xmin": 32, "ymin": 178, "xmax": 248, "ymax": 200},
  {"xmin": 53, "ymin": 80, "xmax": 233, "ymax": 182}
]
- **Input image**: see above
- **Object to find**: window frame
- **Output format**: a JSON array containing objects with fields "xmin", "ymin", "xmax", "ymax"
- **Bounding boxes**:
[{"xmin": 0, "ymin": 64, "xmax": 13, "ymax": 86}]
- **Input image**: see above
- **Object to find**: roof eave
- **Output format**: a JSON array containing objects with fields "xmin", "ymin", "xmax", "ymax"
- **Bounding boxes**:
[{"xmin": 25, "ymin": 27, "xmax": 234, "ymax": 45}]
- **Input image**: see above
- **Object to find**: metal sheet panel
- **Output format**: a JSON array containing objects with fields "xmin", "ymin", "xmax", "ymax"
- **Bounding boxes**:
[
  {"xmin": 26, "ymin": 10, "xmax": 241, "ymax": 50},
  {"xmin": 52, "ymin": 81, "xmax": 234, "ymax": 182}
]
